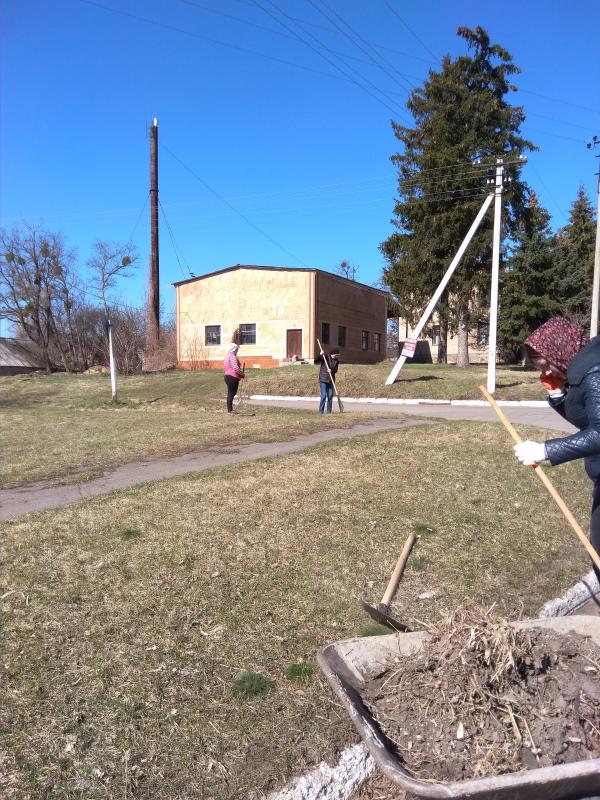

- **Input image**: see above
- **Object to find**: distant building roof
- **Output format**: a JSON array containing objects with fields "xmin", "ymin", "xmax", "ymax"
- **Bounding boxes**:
[
  {"xmin": 0, "ymin": 337, "xmax": 45, "ymax": 369},
  {"xmin": 172, "ymin": 264, "xmax": 387, "ymax": 296}
]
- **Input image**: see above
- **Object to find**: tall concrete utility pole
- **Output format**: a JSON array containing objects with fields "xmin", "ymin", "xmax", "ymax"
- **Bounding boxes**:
[
  {"xmin": 486, "ymin": 160, "xmax": 504, "ymax": 394},
  {"xmin": 149, "ymin": 117, "xmax": 160, "ymax": 344},
  {"xmin": 588, "ymin": 136, "xmax": 600, "ymax": 338}
]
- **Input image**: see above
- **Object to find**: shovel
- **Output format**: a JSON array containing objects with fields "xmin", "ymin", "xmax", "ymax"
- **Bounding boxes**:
[{"xmin": 361, "ymin": 530, "xmax": 417, "ymax": 631}]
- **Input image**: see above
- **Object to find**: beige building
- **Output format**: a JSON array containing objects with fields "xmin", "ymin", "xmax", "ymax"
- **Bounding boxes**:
[
  {"xmin": 174, "ymin": 265, "xmax": 388, "ymax": 369},
  {"xmin": 397, "ymin": 316, "xmax": 490, "ymax": 363}
]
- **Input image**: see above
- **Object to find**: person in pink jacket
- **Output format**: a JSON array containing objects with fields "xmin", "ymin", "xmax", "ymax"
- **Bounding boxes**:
[{"xmin": 223, "ymin": 343, "xmax": 244, "ymax": 415}]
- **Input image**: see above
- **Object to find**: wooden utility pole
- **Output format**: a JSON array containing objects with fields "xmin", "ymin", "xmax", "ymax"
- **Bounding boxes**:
[{"xmin": 149, "ymin": 117, "xmax": 160, "ymax": 345}]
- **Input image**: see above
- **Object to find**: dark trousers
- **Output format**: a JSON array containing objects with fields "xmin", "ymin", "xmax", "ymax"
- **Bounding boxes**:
[
  {"xmin": 224, "ymin": 375, "xmax": 239, "ymax": 412},
  {"xmin": 590, "ymin": 483, "xmax": 600, "ymax": 583},
  {"xmin": 319, "ymin": 381, "xmax": 333, "ymax": 413}
]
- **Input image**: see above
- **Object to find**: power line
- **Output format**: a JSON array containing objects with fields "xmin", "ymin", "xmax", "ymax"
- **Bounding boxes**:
[
  {"xmin": 527, "ymin": 111, "xmax": 597, "ymax": 133},
  {"xmin": 382, "ymin": 0, "xmax": 440, "ymax": 63},
  {"xmin": 158, "ymin": 198, "xmax": 194, "ymax": 279},
  {"xmin": 76, "ymin": 0, "xmax": 352, "ymax": 85},
  {"xmin": 125, "ymin": 192, "xmax": 150, "ymax": 245},
  {"xmin": 251, "ymin": 0, "xmax": 410, "ymax": 121},
  {"xmin": 76, "ymin": 0, "xmax": 594, "ymax": 137},
  {"xmin": 519, "ymin": 88, "xmax": 600, "ymax": 117},
  {"xmin": 306, "ymin": 0, "xmax": 413, "ymax": 96},
  {"xmin": 528, "ymin": 162, "xmax": 565, "ymax": 217},
  {"xmin": 230, "ymin": 0, "xmax": 434, "ymax": 63},
  {"xmin": 315, "ymin": 0, "xmax": 418, "ymax": 92},
  {"xmin": 176, "ymin": 0, "xmax": 416, "ymax": 82},
  {"xmin": 525, "ymin": 127, "xmax": 588, "ymax": 144},
  {"xmin": 160, "ymin": 141, "xmax": 309, "ymax": 267}
]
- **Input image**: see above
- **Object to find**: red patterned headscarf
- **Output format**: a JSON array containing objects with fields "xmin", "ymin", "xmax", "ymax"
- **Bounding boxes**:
[{"xmin": 524, "ymin": 317, "xmax": 589, "ymax": 373}]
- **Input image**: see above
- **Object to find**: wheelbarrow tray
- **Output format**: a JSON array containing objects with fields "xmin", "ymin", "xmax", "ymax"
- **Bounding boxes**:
[{"xmin": 317, "ymin": 616, "xmax": 600, "ymax": 800}]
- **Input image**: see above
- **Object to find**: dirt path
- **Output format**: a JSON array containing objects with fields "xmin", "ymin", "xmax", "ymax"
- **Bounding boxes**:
[
  {"xmin": 2, "ymin": 401, "xmax": 577, "ymax": 521},
  {"xmin": 0, "ymin": 417, "xmax": 426, "ymax": 520}
]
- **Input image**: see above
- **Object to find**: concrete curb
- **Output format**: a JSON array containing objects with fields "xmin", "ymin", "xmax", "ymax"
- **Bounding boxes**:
[
  {"xmin": 538, "ymin": 570, "xmax": 600, "ymax": 618},
  {"xmin": 266, "ymin": 743, "xmax": 375, "ymax": 800},
  {"xmin": 250, "ymin": 394, "xmax": 548, "ymax": 408}
]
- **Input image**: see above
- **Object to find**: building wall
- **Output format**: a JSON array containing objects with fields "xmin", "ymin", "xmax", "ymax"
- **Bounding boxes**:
[
  {"xmin": 398, "ymin": 316, "xmax": 490, "ymax": 364},
  {"xmin": 177, "ymin": 269, "xmax": 313, "ymax": 368},
  {"xmin": 316, "ymin": 273, "xmax": 387, "ymax": 364}
]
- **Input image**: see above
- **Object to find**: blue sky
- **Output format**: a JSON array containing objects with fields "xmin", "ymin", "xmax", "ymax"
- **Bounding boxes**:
[{"xmin": 2, "ymin": 0, "xmax": 599, "ymax": 327}]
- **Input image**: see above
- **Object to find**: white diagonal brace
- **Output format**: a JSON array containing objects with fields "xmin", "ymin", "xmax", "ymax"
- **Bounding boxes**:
[{"xmin": 385, "ymin": 193, "xmax": 494, "ymax": 386}]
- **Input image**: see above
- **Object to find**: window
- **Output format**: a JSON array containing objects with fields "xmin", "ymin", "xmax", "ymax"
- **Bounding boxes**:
[
  {"xmin": 374, "ymin": 332, "xmax": 381, "ymax": 352},
  {"xmin": 431, "ymin": 325, "xmax": 440, "ymax": 346},
  {"xmin": 205, "ymin": 325, "xmax": 221, "ymax": 346},
  {"xmin": 338, "ymin": 325, "xmax": 346, "ymax": 347},
  {"xmin": 477, "ymin": 322, "xmax": 489, "ymax": 346},
  {"xmin": 321, "ymin": 322, "xmax": 330, "ymax": 345},
  {"xmin": 239, "ymin": 323, "xmax": 256, "ymax": 345},
  {"xmin": 361, "ymin": 330, "xmax": 369, "ymax": 351}
]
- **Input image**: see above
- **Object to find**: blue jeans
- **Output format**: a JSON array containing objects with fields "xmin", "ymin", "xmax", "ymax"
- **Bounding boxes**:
[{"xmin": 319, "ymin": 381, "xmax": 333, "ymax": 413}]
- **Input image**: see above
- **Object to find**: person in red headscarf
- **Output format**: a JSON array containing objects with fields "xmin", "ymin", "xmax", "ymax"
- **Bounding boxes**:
[{"xmin": 514, "ymin": 316, "xmax": 600, "ymax": 581}]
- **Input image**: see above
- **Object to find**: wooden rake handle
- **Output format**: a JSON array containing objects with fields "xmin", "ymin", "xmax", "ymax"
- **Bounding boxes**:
[
  {"xmin": 381, "ymin": 530, "xmax": 417, "ymax": 608},
  {"xmin": 316, "ymin": 338, "xmax": 341, "ymax": 398},
  {"xmin": 480, "ymin": 385, "xmax": 600, "ymax": 573}
]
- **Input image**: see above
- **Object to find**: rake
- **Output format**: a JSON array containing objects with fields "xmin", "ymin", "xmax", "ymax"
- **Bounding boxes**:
[
  {"xmin": 480, "ymin": 385, "xmax": 600, "ymax": 574},
  {"xmin": 316, "ymin": 338, "xmax": 344, "ymax": 412}
]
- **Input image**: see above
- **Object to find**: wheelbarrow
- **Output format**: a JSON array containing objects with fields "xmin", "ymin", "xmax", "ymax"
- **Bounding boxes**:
[{"xmin": 317, "ymin": 615, "xmax": 600, "ymax": 800}]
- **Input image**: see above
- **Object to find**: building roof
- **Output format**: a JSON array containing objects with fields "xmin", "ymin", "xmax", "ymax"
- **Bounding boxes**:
[
  {"xmin": 0, "ymin": 337, "xmax": 45, "ymax": 369},
  {"xmin": 172, "ymin": 264, "xmax": 387, "ymax": 296}
]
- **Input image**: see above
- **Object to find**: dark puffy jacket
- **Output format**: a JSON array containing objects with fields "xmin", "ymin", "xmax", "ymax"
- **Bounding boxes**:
[
  {"xmin": 545, "ymin": 336, "xmax": 600, "ymax": 479},
  {"xmin": 315, "ymin": 353, "xmax": 339, "ymax": 384}
]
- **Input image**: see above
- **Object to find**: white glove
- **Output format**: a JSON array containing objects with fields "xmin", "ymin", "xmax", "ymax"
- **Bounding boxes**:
[{"xmin": 513, "ymin": 440, "xmax": 547, "ymax": 466}]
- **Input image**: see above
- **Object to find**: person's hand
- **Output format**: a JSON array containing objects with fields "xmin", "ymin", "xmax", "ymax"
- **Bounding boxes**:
[
  {"xmin": 513, "ymin": 440, "xmax": 546, "ymax": 466},
  {"xmin": 540, "ymin": 371, "xmax": 565, "ymax": 397}
]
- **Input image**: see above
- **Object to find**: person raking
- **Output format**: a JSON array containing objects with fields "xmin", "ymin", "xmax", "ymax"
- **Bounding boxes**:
[
  {"xmin": 315, "ymin": 347, "xmax": 340, "ymax": 414},
  {"xmin": 513, "ymin": 316, "xmax": 600, "ymax": 582},
  {"xmin": 223, "ymin": 343, "xmax": 244, "ymax": 416}
]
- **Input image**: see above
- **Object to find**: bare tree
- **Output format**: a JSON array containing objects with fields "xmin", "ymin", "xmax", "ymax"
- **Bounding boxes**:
[
  {"xmin": 88, "ymin": 240, "xmax": 138, "ymax": 317},
  {"xmin": 0, "ymin": 224, "xmax": 76, "ymax": 373},
  {"xmin": 88, "ymin": 240, "xmax": 138, "ymax": 397},
  {"xmin": 336, "ymin": 260, "xmax": 359, "ymax": 281}
]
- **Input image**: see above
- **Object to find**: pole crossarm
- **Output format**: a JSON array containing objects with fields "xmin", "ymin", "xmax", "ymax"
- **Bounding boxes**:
[{"xmin": 385, "ymin": 193, "xmax": 494, "ymax": 386}]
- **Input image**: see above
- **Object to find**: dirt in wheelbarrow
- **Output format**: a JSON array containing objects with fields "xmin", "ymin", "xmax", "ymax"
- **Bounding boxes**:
[{"xmin": 362, "ymin": 602, "xmax": 600, "ymax": 783}]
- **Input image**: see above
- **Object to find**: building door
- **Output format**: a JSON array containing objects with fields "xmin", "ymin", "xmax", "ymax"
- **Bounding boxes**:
[{"xmin": 286, "ymin": 329, "xmax": 302, "ymax": 359}]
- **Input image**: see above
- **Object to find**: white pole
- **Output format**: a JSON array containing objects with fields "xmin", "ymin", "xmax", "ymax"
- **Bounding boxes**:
[
  {"xmin": 385, "ymin": 193, "xmax": 494, "ymax": 385},
  {"xmin": 108, "ymin": 318, "xmax": 118, "ymax": 400},
  {"xmin": 486, "ymin": 161, "xmax": 504, "ymax": 394},
  {"xmin": 590, "ymin": 164, "xmax": 600, "ymax": 338}
]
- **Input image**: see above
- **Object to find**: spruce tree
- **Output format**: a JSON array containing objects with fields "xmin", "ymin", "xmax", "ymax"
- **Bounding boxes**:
[
  {"xmin": 554, "ymin": 186, "xmax": 596, "ymax": 326},
  {"xmin": 498, "ymin": 191, "xmax": 560, "ymax": 360},
  {"xmin": 380, "ymin": 27, "xmax": 533, "ymax": 368}
]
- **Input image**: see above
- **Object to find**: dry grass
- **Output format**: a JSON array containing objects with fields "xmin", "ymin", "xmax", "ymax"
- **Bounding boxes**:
[
  {"xmin": 1, "ymin": 420, "xmax": 591, "ymax": 799},
  {"xmin": 0, "ymin": 371, "xmax": 371, "ymax": 488},
  {"xmin": 245, "ymin": 362, "xmax": 544, "ymax": 401}
]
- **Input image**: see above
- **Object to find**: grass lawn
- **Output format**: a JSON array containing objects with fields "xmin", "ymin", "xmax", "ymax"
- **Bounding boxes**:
[
  {"xmin": 245, "ymin": 361, "xmax": 545, "ymax": 401},
  {"xmin": 1, "ymin": 363, "xmax": 543, "ymax": 489},
  {"xmin": 0, "ymin": 371, "xmax": 371, "ymax": 489},
  {"xmin": 2, "ymin": 419, "xmax": 592, "ymax": 800}
]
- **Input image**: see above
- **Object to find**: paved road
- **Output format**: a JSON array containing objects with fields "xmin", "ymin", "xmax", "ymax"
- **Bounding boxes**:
[
  {"xmin": 0, "ymin": 401, "xmax": 576, "ymax": 521},
  {"xmin": 248, "ymin": 397, "xmax": 578, "ymax": 433}
]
